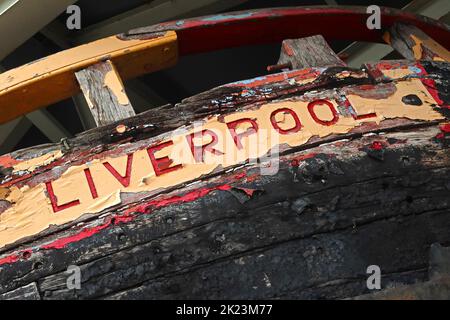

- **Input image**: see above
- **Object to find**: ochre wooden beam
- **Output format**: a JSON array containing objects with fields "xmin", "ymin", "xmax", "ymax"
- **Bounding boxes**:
[
  {"xmin": 0, "ymin": 7, "xmax": 448, "ymax": 125},
  {"xmin": 384, "ymin": 23, "xmax": 450, "ymax": 62},
  {"xmin": 75, "ymin": 60, "xmax": 136, "ymax": 127},
  {"xmin": 0, "ymin": 31, "xmax": 177, "ymax": 125}
]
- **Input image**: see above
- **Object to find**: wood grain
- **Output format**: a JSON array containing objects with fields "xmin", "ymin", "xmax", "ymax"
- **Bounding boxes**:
[
  {"xmin": 75, "ymin": 60, "xmax": 136, "ymax": 126},
  {"xmin": 0, "ymin": 60, "xmax": 448, "ymax": 299},
  {"xmin": 385, "ymin": 23, "xmax": 450, "ymax": 62},
  {"xmin": 276, "ymin": 35, "xmax": 346, "ymax": 69}
]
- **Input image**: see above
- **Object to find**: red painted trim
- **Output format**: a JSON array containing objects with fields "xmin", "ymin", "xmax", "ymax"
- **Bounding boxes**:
[
  {"xmin": 0, "ymin": 155, "xmax": 19, "ymax": 168},
  {"xmin": 42, "ymin": 222, "xmax": 111, "ymax": 250},
  {"xmin": 42, "ymin": 185, "xmax": 233, "ymax": 251},
  {"xmin": 129, "ymin": 7, "xmax": 450, "ymax": 55},
  {"xmin": 226, "ymin": 68, "xmax": 322, "ymax": 88},
  {"xmin": 0, "ymin": 177, "xmax": 245, "ymax": 266},
  {"xmin": 413, "ymin": 62, "xmax": 449, "ymax": 110},
  {"xmin": 440, "ymin": 124, "xmax": 450, "ymax": 133},
  {"xmin": 0, "ymin": 254, "xmax": 19, "ymax": 265},
  {"xmin": 282, "ymin": 41, "xmax": 294, "ymax": 57},
  {"xmin": 290, "ymin": 153, "xmax": 318, "ymax": 167}
]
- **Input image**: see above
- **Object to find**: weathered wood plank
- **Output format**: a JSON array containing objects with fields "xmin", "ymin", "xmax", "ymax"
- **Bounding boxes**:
[
  {"xmin": 0, "ymin": 282, "xmax": 40, "ymax": 300},
  {"xmin": 0, "ymin": 60, "xmax": 448, "ymax": 299},
  {"xmin": 272, "ymin": 35, "xmax": 346, "ymax": 71},
  {"xmin": 384, "ymin": 23, "xmax": 450, "ymax": 62},
  {"xmin": 351, "ymin": 244, "xmax": 450, "ymax": 300},
  {"xmin": 0, "ymin": 126, "xmax": 448, "ymax": 299},
  {"xmin": 102, "ymin": 209, "xmax": 450, "ymax": 300},
  {"xmin": 75, "ymin": 60, "xmax": 136, "ymax": 126},
  {"xmin": 0, "ymin": 61, "xmax": 448, "ymax": 253}
]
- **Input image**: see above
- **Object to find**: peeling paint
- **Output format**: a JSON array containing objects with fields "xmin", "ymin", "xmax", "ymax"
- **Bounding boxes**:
[
  {"xmin": 104, "ymin": 68, "xmax": 130, "ymax": 106},
  {"xmin": 11, "ymin": 150, "xmax": 63, "ymax": 174},
  {"xmin": 410, "ymin": 34, "xmax": 450, "ymax": 62},
  {"xmin": 201, "ymin": 12, "xmax": 255, "ymax": 22},
  {"xmin": 0, "ymin": 77, "xmax": 444, "ymax": 248},
  {"xmin": 0, "ymin": 31, "xmax": 177, "ymax": 124}
]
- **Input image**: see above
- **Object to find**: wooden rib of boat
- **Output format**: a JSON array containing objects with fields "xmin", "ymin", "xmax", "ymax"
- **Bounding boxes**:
[{"xmin": 0, "ymin": 6, "xmax": 449, "ymax": 300}]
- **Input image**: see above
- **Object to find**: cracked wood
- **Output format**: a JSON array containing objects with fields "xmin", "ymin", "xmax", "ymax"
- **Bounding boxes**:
[
  {"xmin": 385, "ymin": 23, "xmax": 450, "ymax": 62},
  {"xmin": 75, "ymin": 60, "xmax": 136, "ymax": 126},
  {"xmin": 0, "ymin": 60, "xmax": 448, "ymax": 300}
]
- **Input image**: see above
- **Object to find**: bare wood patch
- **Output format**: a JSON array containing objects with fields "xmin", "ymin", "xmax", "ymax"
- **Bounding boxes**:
[
  {"xmin": 385, "ymin": 23, "xmax": 450, "ymax": 62},
  {"xmin": 75, "ymin": 60, "xmax": 136, "ymax": 127},
  {"xmin": 271, "ymin": 35, "xmax": 346, "ymax": 71}
]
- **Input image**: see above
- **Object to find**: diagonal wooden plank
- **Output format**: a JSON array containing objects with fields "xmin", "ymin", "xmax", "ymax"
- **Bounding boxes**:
[
  {"xmin": 342, "ymin": 0, "xmax": 450, "ymax": 67},
  {"xmin": 385, "ymin": 22, "xmax": 450, "ymax": 61},
  {"xmin": 75, "ymin": 60, "xmax": 136, "ymax": 127},
  {"xmin": 0, "ymin": 31, "xmax": 177, "ymax": 124},
  {"xmin": 272, "ymin": 35, "xmax": 346, "ymax": 71},
  {"xmin": 41, "ymin": 21, "xmax": 170, "ymax": 124}
]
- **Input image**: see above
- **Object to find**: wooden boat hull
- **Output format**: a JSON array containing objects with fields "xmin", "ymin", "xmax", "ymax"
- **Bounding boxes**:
[
  {"xmin": 0, "ymin": 58, "xmax": 449, "ymax": 299},
  {"xmin": 0, "ymin": 7, "xmax": 449, "ymax": 300}
]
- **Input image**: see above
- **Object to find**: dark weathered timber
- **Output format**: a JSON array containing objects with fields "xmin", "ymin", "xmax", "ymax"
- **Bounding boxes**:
[
  {"xmin": 385, "ymin": 23, "xmax": 450, "ymax": 61},
  {"xmin": 274, "ymin": 35, "xmax": 346, "ymax": 70},
  {"xmin": 351, "ymin": 244, "xmax": 450, "ymax": 300},
  {"xmin": 0, "ymin": 282, "xmax": 40, "ymax": 300},
  {"xmin": 0, "ymin": 60, "xmax": 449, "ymax": 300},
  {"xmin": 0, "ymin": 127, "xmax": 449, "ymax": 299},
  {"xmin": 75, "ymin": 60, "xmax": 136, "ymax": 127}
]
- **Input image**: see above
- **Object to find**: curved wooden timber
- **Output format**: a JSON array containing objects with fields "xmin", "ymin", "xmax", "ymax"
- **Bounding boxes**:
[
  {"xmin": 0, "ymin": 6, "xmax": 449, "ymax": 124},
  {"xmin": 0, "ymin": 58, "xmax": 449, "ymax": 299},
  {"xmin": 0, "ymin": 6, "xmax": 449, "ymax": 300}
]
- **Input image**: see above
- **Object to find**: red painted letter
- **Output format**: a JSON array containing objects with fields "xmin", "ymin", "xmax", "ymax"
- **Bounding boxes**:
[
  {"xmin": 270, "ymin": 108, "xmax": 302, "ymax": 134},
  {"xmin": 84, "ymin": 168, "xmax": 98, "ymax": 199},
  {"xmin": 187, "ymin": 129, "xmax": 224, "ymax": 163},
  {"xmin": 227, "ymin": 118, "xmax": 259, "ymax": 149},
  {"xmin": 103, "ymin": 154, "xmax": 133, "ymax": 187},
  {"xmin": 147, "ymin": 141, "xmax": 182, "ymax": 176},
  {"xmin": 343, "ymin": 98, "xmax": 377, "ymax": 120},
  {"xmin": 46, "ymin": 181, "xmax": 80, "ymax": 213},
  {"xmin": 352, "ymin": 107, "xmax": 377, "ymax": 120},
  {"xmin": 308, "ymin": 99, "xmax": 339, "ymax": 126}
]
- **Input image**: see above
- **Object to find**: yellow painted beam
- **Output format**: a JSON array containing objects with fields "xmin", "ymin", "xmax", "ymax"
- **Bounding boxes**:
[{"xmin": 0, "ymin": 31, "xmax": 178, "ymax": 124}]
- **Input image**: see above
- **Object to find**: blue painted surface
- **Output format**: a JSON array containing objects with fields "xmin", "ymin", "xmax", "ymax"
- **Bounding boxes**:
[
  {"xmin": 231, "ymin": 76, "xmax": 267, "ymax": 86},
  {"xmin": 408, "ymin": 66, "xmax": 422, "ymax": 74},
  {"xmin": 201, "ymin": 12, "xmax": 254, "ymax": 22}
]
